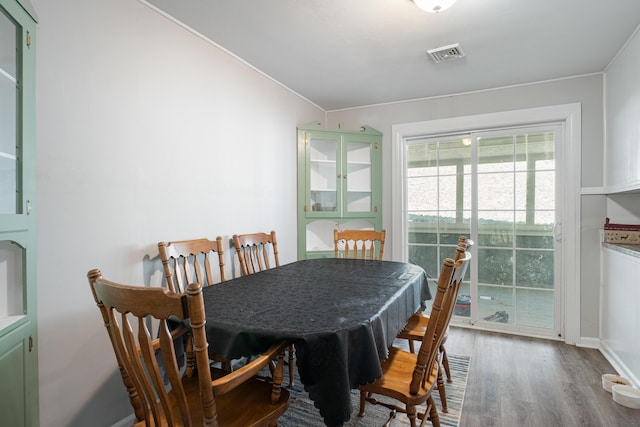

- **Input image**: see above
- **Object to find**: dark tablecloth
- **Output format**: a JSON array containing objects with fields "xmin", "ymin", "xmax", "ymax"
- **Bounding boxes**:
[{"xmin": 201, "ymin": 258, "xmax": 429, "ymax": 426}]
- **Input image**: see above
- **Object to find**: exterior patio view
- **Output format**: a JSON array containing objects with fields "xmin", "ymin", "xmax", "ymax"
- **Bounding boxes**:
[{"xmin": 406, "ymin": 128, "xmax": 558, "ymax": 335}]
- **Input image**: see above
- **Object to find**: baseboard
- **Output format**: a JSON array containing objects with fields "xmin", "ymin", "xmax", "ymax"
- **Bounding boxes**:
[
  {"xmin": 600, "ymin": 340, "xmax": 640, "ymax": 388},
  {"xmin": 576, "ymin": 336, "xmax": 600, "ymax": 349},
  {"xmin": 578, "ymin": 337, "xmax": 639, "ymax": 387},
  {"xmin": 112, "ymin": 414, "xmax": 136, "ymax": 427}
]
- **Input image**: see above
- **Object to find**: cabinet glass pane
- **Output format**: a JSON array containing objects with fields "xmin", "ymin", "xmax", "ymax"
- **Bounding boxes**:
[
  {"xmin": 0, "ymin": 9, "xmax": 16, "ymax": 78},
  {"xmin": 0, "ymin": 9, "xmax": 17, "ymax": 215},
  {"xmin": 0, "ymin": 241, "xmax": 24, "ymax": 323},
  {"xmin": 309, "ymin": 138, "xmax": 337, "ymax": 212},
  {"xmin": 346, "ymin": 141, "xmax": 372, "ymax": 212}
]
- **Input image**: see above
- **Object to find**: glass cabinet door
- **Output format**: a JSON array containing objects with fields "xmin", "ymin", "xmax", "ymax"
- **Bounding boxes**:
[
  {"xmin": 344, "ymin": 137, "xmax": 374, "ymax": 214},
  {"xmin": 0, "ymin": 8, "xmax": 17, "ymax": 215},
  {"xmin": 308, "ymin": 133, "xmax": 339, "ymax": 214},
  {"xmin": 0, "ymin": 0, "xmax": 23, "ymax": 329}
]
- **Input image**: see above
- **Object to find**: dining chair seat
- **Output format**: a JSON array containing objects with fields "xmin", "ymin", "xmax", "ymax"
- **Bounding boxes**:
[{"xmin": 131, "ymin": 367, "xmax": 288, "ymax": 427}]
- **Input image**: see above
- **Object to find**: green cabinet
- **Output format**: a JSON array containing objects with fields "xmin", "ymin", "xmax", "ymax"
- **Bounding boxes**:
[
  {"xmin": 0, "ymin": 1, "xmax": 38, "ymax": 426},
  {"xmin": 297, "ymin": 122, "xmax": 382, "ymax": 259}
]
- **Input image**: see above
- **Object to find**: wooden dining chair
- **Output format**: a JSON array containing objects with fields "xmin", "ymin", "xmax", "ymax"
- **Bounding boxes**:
[
  {"xmin": 232, "ymin": 230, "xmax": 295, "ymax": 386},
  {"xmin": 158, "ymin": 236, "xmax": 231, "ymax": 372},
  {"xmin": 158, "ymin": 237, "xmax": 226, "ymax": 293},
  {"xmin": 87, "ymin": 269, "xmax": 290, "ymax": 427},
  {"xmin": 233, "ymin": 230, "xmax": 280, "ymax": 275},
  {"xmin": 396, "ymin": 236, "xmax": 473, "ymax": 413},
  {"xmin": 333, "ymin": 228, "xmax": 386, "ymax": 260},
  {"xmin": 358, "ymin": 246, "xmax": 471, "ymax": 427}
]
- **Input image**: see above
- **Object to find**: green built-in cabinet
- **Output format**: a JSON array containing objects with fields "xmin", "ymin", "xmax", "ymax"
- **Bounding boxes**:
[
  {"xmin": 0, "ymin": 1, "xmax": 38, "ymax": 426},
  {"xmin": 297, "ymin": 122, "xmax": 382, "ymax": 259}
]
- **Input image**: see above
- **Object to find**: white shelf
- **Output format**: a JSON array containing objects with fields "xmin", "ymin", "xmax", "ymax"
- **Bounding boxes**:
[
  {"xmin": 306, "ymin": 220, "xmax": 338, "ymax": 251},
  {"xmin": 0, "ymin": 67, "xmax": 17, "ymax": 83},
  {"xmin": 0, "ymin": 315, "xmax": 25, "ymax": 332}
]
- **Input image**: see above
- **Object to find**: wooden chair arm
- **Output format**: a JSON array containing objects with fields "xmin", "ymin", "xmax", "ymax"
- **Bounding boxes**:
[{"xmin": 211, "ymin": 341, "xmax": 289, "ymax": 395}]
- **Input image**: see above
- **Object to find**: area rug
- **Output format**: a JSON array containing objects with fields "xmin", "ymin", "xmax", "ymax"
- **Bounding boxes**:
[{"xmin": 278, "ymin": 354, "xmax": 470, "ymax": 426}]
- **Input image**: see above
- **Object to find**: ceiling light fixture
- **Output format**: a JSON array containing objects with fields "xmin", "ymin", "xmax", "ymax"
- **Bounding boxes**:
[{"xmin": 414, "ymin": 0, "xmax": 457, "ymax": 13}]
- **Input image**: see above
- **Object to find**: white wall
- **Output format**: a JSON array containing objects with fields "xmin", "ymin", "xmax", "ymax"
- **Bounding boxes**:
[
  {"xmin": 327, "ymin": 75, "xmax": 606, "ymax": 341},
  {"xmin": 32, "ymin": 0, "xmax": 323, "ymax": 425}
]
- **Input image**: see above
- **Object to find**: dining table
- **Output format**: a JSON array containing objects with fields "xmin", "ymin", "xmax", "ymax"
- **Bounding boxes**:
[{"xmin": 200, "ymin": 257, "xmax": 430, "ymax": 427}]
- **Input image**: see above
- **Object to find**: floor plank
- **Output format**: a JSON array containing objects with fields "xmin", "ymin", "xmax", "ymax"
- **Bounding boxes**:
[{"xmin": 438, "ymin": 327, "xmax": 640, "ymax": 426}]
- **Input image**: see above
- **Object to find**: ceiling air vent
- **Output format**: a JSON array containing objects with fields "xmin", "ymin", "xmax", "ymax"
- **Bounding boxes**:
[{"xmin": 427, "ymin": 43, "xmax": 465, "ymax": 63}]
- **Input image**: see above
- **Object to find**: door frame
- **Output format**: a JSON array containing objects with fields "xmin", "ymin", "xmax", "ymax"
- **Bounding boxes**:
[{"xmin": 391, "ymin": 103, "xmax": 581, "ymax": 345}]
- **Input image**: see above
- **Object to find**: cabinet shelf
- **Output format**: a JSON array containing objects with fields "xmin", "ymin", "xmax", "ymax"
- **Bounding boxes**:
[{"xmin": 0, "ymin": 67, "xmax": 16, "ymax": 83}]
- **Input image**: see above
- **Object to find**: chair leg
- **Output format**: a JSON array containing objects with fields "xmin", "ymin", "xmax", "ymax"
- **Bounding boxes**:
[
  {"xmin": 408, "ymin": 338, "xmax": 415, "ymax": 354},
  {"xmin": 436, "ymin": 365, "xmax": 448, "ymax": 413},
  {"xmin": 117, "ymin": 363, "xmax": 145, "ymax": 422},
  {"xmin": 427, "ymin": 395, "xmax": 441, "ymax": 427},
  {"xmin": 439, "ymin": 343, "xmax": 451, "ymax": 383},
  {"xmin": 288, "ymin": 345, "xmax": 295, "ymax": 387},
  {"xmin": 270, "ymin": 352, "xmax": 285, "ymax": 404},
  {"xmin": 406, "ymin": 404, "xmax": 417, "ymax": 427},
  {"xmin": 358, "ymin": 391, "xmax": 367, "ymax": 417}
]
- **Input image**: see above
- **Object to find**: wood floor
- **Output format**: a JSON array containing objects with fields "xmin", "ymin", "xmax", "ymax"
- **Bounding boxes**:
[{"xmin": 440, "ymin": 327, "xmax": 640, "ymax": 426}]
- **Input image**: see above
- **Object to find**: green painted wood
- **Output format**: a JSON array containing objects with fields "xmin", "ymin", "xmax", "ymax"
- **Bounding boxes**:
[
  {"xmin": 16, "ymin": 0, "xmax": 37, "ymax": 22},
  {"xmin": 0, "ymin": 1, "xmax": 38, "ymax": 426},
  {"xmin": 0, "ymin": 324, "xmax": 28, "ymax": 426},
  {"xmin": 297, "ymin": 123, "xmax": 382, "ymax": 259}
]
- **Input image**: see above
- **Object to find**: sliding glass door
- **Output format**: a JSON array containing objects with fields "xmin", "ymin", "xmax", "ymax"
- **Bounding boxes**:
[{"xmin": 406, "ymin": 125, "xmax": 561, "ymax": 338}]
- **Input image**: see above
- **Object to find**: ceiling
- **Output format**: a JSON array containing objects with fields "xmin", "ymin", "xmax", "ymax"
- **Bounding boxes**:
[{"xmin": 144, "ymin": 0, "xmax": 640, "ymax": 111}]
